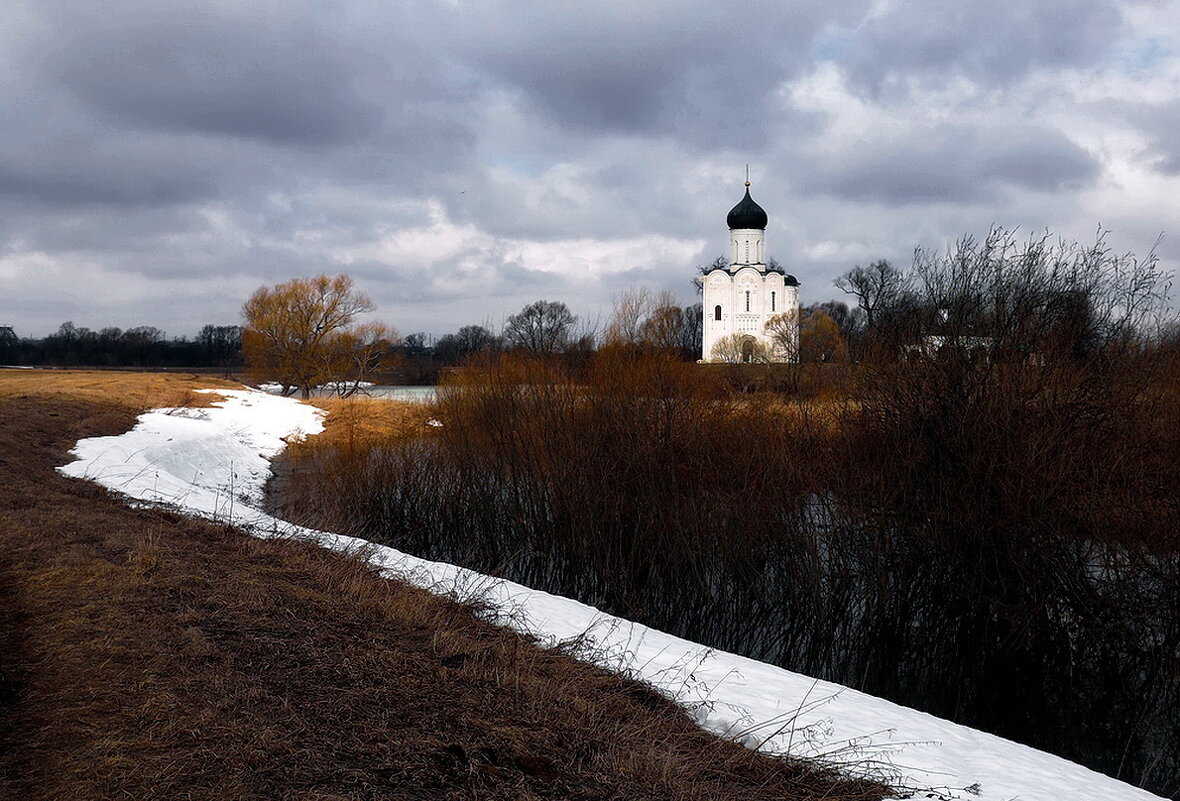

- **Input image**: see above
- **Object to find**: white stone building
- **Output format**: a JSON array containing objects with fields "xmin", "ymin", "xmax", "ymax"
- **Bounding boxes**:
[{"xmin": 701, "ymin": 182, "xmax": 799, "ymax": 362}]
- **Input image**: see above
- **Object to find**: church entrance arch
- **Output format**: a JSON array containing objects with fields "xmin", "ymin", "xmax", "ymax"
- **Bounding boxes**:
[{"xmin": 740, "ymin": 336, "xmax": 755, "ymax": 363}]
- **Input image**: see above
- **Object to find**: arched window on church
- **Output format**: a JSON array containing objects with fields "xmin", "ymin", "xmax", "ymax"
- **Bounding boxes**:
[
  {"xmin": 771, "ymin": 291, "xmax": 776, "ymax": 312},
  {"xmin": 714, "ymin": 305, "xmax": 722, "ymax": 321},
  {"xmin": 745, "ymin": 291, "xmax": 751, "ymax": 312}
]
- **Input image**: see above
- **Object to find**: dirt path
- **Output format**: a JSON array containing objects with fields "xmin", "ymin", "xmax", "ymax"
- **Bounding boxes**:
[{"xmin": 0, "ymin": 371, "xmax": 884, "ymax": 801}]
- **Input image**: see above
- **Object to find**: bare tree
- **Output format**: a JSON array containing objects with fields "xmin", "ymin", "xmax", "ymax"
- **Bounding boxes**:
[
  {"xmin": 679, "ymin": 303, "xmax": 703, "ymax": 361},
  {"xmin": 606, "ymin": 288, "xmax": 683, "ymax": 349},
  {"xmin": 122, "ymin": 326, "xmax": 165, "ymax": 366},
  {"xmin": 639, "ymin": 303, "xmax": 686, "ymax": 351},
  {"xmin": 0, "ymin": 325, "xmax": 17, "ymax": 363},
  {"xmin": 709, "ymin": 333, "xmax": 769, "ymax": 364},
  {"xmin": 800, "ymin": 310, "xmax": 847, "ymax": 363},
  {"xmin": 198, "ymin": 324, "xmax": 243, "ymax": 374},
  {"xmin": 328, "ymin": 322, "xmax": 398, "ymax": 397},
  {"xmin": 835, "ymin": 259, "xmax": 909, "ymax": 331},
  {"xmin": 605, "ymin": 287, "xmax": 654, "ymax": 345},
  {"xmin": 242, "ymin": 273, "xmax": 380, "ymax": 398},
  {"xmin": 454, "ymin": 324, "xmax": 499, "ymax": 354},
  {"xmin": 763, "ymin": 311, "xmax": 800, "ymax": 362},
  {"xmin": 436, "ymin": 325, "xmax": 500, "ymax": 365},
  {"xmin": 692, "ymin": 255, "xmax": 729, "ymax": 294},
  {"xmin": 503, "ymin": 300, "xmax": 577, "ymax": 355}
]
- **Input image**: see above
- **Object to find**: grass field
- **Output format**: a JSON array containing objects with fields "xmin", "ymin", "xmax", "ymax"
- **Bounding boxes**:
[
  {"xmin": 0, "ymin": 368, "xmax": 241, "ymax": 407},
  {"xmin": 0, "ymin": 368, "xmax": 886, "ymax": 801}
]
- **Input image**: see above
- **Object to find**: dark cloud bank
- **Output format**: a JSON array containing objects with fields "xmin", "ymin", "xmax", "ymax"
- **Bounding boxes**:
[{"xmin": 0, "ymin": 0, "xmax": 1173, "ymax": 337}]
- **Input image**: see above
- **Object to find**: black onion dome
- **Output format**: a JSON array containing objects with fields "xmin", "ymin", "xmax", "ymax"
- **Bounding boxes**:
[{"xmin": 726, "ymin": 186, "xmax": 768, "ymax": 230}]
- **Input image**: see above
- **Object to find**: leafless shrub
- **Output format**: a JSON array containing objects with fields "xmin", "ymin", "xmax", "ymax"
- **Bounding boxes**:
[{"xmin": 274, "ymin": 228, "xmax": 1180, "ymax": 798}]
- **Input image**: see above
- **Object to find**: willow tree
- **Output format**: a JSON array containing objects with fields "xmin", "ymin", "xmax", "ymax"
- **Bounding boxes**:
[
  {"xmin": 709, "ymin": 333, "xmax": 770, "ymax": 364},
  {"xmin": 242, "ymin": 274, "xmax": 392, "ymax": 398}
]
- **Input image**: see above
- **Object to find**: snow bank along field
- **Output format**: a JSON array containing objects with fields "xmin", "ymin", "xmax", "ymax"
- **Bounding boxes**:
[{"xmin": 58, "ymin": 388, "xmax": 1166, "ymax": 801}]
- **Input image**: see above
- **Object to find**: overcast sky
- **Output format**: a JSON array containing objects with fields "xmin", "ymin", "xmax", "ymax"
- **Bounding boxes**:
[{"xmin": 2, "ymin": 0, "xmax": 1179, "ymax": 339}]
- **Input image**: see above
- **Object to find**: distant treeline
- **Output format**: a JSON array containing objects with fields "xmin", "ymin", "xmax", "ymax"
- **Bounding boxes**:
[
  {"xmin": 0, "ymin": 322, "xmax": 245, "ymax": 370},
  {"xmin": 0, "ymin": 299, "xmax": 710, "ymax": 383}
]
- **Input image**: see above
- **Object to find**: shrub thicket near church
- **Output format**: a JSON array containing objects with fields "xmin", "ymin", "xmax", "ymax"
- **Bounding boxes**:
[{"xmin": 269, "ymin": 228, "xmax": 1180, "ymax": 799}]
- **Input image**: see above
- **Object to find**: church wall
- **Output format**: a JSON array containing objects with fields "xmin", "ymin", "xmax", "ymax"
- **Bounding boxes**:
[
  {"xmin": 701, "ymin": 267, "xmax": 800, "ymax": 362},
  {"xmin": 702, "ymin": 270, "xmax": 732, "ymax": 360},
  {"xmin": 701, "ymin": 186, "xmax": 799, "ymax": 363}
]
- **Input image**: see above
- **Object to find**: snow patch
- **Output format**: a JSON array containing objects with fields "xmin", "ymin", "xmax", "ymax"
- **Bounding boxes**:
[
  {"xmin": 256, "ymin": 381, "xmax": 376, "ymax": 395},
  {"xmin": 56, "ymin": 388, "xmax": 1165, "ymax": 801},
  {"xmin": 59, "ymin": 389, "xmax": 323, "ymax": 522}
]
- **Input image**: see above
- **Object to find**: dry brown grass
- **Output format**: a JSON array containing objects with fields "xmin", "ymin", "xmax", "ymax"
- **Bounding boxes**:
[
  {"xmin": 304, "ymin": 395, "xmax": 434, "ymax": 447},
  {"xmin": 0, "ymin": 367, "xmax": 242, "ymax": 408},
  {"xmin": 0, "ymin": 370, "xmax": 888, "ymax": 800},
  {"xmin": 745, "ymin": 394, "xmax": 853, "ymax": 434}
]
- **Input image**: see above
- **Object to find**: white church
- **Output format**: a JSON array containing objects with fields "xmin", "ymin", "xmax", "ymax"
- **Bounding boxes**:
[{"xmin": 701, "ymin": 181, "xmax": 800, "ymax": 363}]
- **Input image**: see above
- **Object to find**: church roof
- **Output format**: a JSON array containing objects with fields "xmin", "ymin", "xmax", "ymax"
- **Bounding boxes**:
[
  {"xmin": 765, "ymin": 262, "xmax": 800, "ymax": 285},
  {"xmin": 726, "ymin": 184, "xmax": 768, "ymax": 230}
]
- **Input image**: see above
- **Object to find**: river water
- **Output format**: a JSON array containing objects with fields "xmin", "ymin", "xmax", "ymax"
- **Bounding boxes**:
[{"xmin": 258, "ymin": 383, "xmax": 438, "ymax": 403}]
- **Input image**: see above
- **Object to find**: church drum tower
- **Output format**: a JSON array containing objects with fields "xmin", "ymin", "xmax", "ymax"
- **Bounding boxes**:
[{"xmin": 701, "ymin": 181, "xmax": 800, "ymax": 362}]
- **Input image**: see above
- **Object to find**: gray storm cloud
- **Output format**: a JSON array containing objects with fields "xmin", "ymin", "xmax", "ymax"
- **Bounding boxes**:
[
  {"xmin": 805, "ymin": 124, "xmax": 1101, "ymax": 204},
  {"xmin": 0, "ymin": 0, "xmax": 1174, "ymax": 338},
  {"xmin": 843, "ymin": 0, "xmax": 1127, "ymax": 93}
]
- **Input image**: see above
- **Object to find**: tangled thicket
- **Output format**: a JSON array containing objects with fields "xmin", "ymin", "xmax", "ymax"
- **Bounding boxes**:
[{"xmin": 273, "ymin": 229, "xmax": 1180, "ymax": 798}]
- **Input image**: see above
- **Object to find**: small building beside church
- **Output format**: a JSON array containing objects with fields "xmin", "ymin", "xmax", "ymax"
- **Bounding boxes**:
[{"xmin": 701, "ymin": 182, "xmax": 800, "ymax": 363}]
